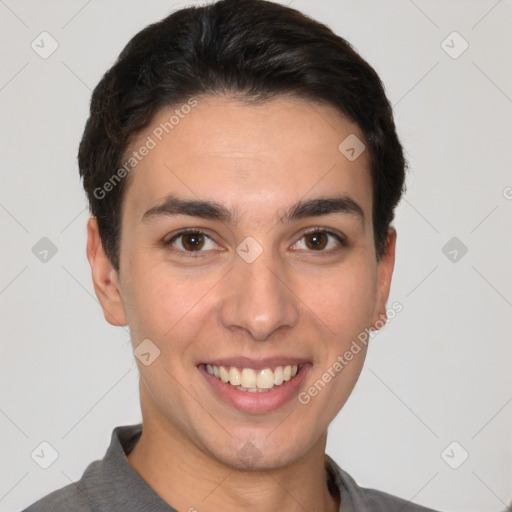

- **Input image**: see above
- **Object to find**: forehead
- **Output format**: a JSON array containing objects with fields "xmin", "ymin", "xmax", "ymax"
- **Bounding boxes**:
[{"xmin": 122, "ymin": 95, "xmax": 373, "ymax": 224}]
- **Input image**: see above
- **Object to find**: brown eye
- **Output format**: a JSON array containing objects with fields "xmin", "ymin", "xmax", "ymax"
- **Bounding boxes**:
[
  {"xmin": 166, "ymin": 230, "xmax": 218, "ymax": 253},
  {"xmin": 304, "ymin": 231, "xmax": 328, "ymax": 250},
  {"xmin": 291, "ymin": 229, "xmax": 345, "ymax": 253},
  {"xmin": 181, "ymin": 232, "xmax": 205, "ymax": 251}
]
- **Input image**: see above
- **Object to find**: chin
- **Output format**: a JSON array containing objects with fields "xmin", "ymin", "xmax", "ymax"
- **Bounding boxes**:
[{"xmin": 203, "ymin": 429, "xmax": 316, "ymax": 472}]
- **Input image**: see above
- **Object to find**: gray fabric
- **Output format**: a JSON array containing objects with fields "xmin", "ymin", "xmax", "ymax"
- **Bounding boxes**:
[{"xmin": 22, "ymin": 424, "xmax": 441, "ymax": 512}]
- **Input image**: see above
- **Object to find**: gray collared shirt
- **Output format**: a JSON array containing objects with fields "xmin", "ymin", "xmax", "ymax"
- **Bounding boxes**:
[{"xmin": 22, "ymin": 424, "xmax": 441, "ymax": 512}]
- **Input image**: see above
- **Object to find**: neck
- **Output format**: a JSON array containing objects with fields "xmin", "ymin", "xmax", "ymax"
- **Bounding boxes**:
[{"xmin": 127, "ymin": 417, "xmax": 339, "ymax": 512}]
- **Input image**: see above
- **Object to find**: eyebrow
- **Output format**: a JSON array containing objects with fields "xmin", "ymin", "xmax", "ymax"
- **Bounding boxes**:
[{"xmin": 142, "ymin": 193, "xmax": 365, "ymax": 227}]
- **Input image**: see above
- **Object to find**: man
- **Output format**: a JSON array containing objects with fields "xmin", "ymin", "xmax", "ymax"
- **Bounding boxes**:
[{"xmin": 23, "ymin": 0, "xmax": 442, "ymax": 510}]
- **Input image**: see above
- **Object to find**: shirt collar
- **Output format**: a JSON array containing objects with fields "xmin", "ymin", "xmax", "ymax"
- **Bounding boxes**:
[{"xmin": 82, "ymin": 424, "xmax": 354, "ymax": 512}]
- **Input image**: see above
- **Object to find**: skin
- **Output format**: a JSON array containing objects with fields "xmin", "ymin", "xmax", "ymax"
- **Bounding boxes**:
[{"xmin": 87, "ymin": 95, "xmax": 396, "ymax": 512}]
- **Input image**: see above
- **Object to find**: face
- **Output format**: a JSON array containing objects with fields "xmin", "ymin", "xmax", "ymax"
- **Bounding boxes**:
[{"xmin": 88, "ymin": 95, "xmax": 395, "ymax": 470}]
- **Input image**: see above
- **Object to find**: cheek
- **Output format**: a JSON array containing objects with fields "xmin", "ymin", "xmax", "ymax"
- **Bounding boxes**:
[
  {"xmin": 305, "ymin": 260, "xmax": 377, "ymax": 337},
  {"xmin": 121, "ymin": 262, "xmax": 219, "ymax": 350}
]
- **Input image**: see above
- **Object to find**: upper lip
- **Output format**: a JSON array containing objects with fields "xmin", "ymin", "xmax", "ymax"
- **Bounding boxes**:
[{"xmin": 199, "ymin": 357, "xmax": 310, "ymax": 371}]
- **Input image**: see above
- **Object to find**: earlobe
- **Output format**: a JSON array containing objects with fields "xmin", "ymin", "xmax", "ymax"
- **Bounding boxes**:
[
  {"xmin": 86, "ymin": 217, "xmax": 128, "ymax": 327},
  {"xmin": 370, "ymin": 227, "xmax": 397, "ymax": 330}
]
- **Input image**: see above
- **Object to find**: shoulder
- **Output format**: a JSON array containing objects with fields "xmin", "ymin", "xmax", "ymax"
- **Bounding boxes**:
[
  {"xmin": 353, "ymin": 484, "xmax": 441, "ymax": 512},
  {"xmin": 327, "ymin": 455, "xmax": 441, "ymax": 512},
  {"xmin": 20, "ymin": 481, "xmax": 94, "ymax": 512},
  {"xmin": 20, "ymin": 425, "xmax": 142, "ymax": 512}
]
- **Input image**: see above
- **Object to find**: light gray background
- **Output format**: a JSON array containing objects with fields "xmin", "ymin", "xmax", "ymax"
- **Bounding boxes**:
[{"xmin": 1, "ymin": 1, "xmax": 511, "ymax": 511}]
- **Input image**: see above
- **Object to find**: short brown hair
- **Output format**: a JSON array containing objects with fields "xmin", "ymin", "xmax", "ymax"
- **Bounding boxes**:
[{"xmin": 79, "ymin": 0, "xmax": 406, "ymax": 270}]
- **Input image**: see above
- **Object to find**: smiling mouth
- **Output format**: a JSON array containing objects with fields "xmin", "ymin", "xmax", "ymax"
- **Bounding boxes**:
[{"xmin": 202, "ymin": 363, "xmax": 303, "ymax": 393}]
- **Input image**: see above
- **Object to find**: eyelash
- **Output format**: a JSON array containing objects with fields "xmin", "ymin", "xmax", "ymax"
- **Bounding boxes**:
[
  {"xmin": 293, "ymin": 227, "xmax": 347, "ymax": 252},
  {"xmin": 164, "ymin": 227, "xmax": 347, "ymax": 256}
]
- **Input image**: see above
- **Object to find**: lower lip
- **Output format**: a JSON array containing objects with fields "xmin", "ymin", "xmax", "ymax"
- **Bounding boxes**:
[{"xmin": 198, "ymin": 364, "xmax": 311, "ymax": 414}]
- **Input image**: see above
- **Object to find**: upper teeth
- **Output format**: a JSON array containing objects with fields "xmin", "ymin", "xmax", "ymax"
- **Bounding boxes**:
[{"xmin": 205, "ymin": 364, "xmax": 299, "ymax": 390}]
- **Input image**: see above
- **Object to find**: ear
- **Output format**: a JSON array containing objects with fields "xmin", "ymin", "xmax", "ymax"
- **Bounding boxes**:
[
  {"xmin": 86, "ymin": 217, "xmax": 127, "ymax": 326},
  {"xmin": 370, "ymin": 227, "xmax": 397, "ymax": 330}
]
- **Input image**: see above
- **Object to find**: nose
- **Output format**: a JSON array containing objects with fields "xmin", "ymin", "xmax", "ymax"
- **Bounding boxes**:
[{"xmin": 219, "ymin": 249, "xmax": 300, "ymax": 341}]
